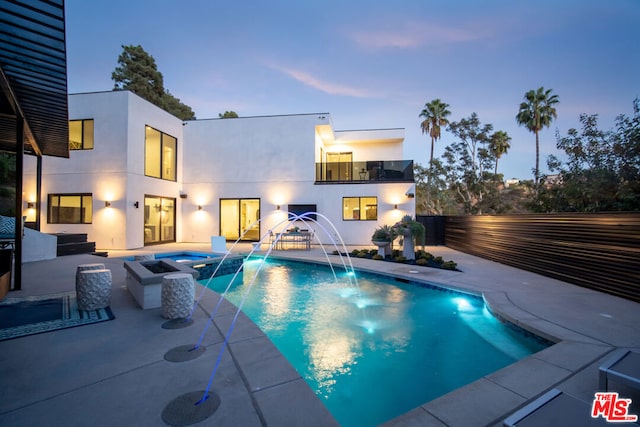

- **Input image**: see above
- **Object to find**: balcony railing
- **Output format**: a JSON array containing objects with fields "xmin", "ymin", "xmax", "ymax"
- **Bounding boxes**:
[{"xmin": 315, "ymin": 160, "xmax": 414, "ymax": 183}]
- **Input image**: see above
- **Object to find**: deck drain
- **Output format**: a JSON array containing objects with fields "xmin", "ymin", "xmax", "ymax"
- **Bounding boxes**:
[
  {"xmin": 162, "ymin": 390, "xmax": 220, "ymax": 426},
  {"xmin": 165, "ymin": 344, "xmax": 206, "ymax": 362},
  {"xmin": 162, "ymin": 318, "xmax": 194, "ymax": 329}
]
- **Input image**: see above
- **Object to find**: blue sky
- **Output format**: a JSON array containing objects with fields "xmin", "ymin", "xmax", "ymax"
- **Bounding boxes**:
[{"xmin": 65, "ymin": 0, "xmax": 640, "ymax": 180}]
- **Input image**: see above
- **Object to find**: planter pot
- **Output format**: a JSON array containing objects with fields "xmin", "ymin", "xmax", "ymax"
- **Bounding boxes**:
[
  {"xmin": 401, "ymin": 231, "xmax": 415, "ymax": 260},
  {"xmin": 372, "ymin": 240, "xmax": 392, "ymax": 257}
]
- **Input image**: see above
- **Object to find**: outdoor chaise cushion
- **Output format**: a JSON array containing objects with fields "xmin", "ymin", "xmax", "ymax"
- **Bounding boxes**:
[{"xmin": 0, "ymin": 215, "xmax": 16, "ymax": 239}]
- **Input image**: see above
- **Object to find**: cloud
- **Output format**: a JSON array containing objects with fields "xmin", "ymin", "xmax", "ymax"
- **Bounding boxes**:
[
  {"xmin": 269, "ymin": 64, "xmax": 377, "ymax": 98},
  {"xmin": 350, "ymin": 20, "xmax": 486, "ymax": 50}
]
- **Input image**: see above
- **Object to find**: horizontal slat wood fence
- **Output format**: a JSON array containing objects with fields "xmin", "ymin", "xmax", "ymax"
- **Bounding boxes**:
[{"xmin": 444, "ymin": 213, "xmax": 640, "ymax": 303}]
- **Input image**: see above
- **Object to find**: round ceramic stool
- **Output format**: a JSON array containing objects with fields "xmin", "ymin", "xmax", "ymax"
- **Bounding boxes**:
[
  {"xmin": 75, "ymin": 263, "xmax": 106, "ymax": 286},
  {"xmin": 161, "ymin": 273, "xmax": 195, "ymax": 319},
  {"xmin": 76, "ymin": 269, "xmax": 112, "ymax": 311}
]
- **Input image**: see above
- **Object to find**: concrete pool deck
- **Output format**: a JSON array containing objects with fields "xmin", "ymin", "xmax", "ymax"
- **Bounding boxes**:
[{"xmin": 1, "ymin": 242, "xmax": 639, "ymax": 426}]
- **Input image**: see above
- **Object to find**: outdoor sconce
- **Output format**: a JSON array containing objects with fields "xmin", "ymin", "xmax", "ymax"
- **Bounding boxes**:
[
  {"xmin": 179, "ymin": 192, "xmax": 188, "ymax": 199},
  {"xmin": 133, "ymin": 201, "xmax": 139, "ymax": 208},
  {"xmin": 27, "ymin": 202, "xmax": 35, "ymax": 209},
  {"xmin": 197, "ymin": 205, "xmax": 202, "ymax": 210},
  {"xmin": 105, "ymin": 201, "xmax": 111, "ymax": 208},
  {"xmin": 394, "ymin": 204, "xmax": 398, "ymax": 210},
  {"xmin": 276, "ymin": 205, "xmax": 281, "ymax": 210}
]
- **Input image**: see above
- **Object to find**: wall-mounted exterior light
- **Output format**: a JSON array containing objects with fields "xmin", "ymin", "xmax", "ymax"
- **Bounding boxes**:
[
  {"xmin": 197, "ymin": 205, "xmax": 202, "ymax": 210},
  {"xmin": 134, "ymin": 201, "xmax": 139, "ymax": 208},
  {"xmin": 276, "ymin": 205, "xmax": 281, "ymax": 210},
  {"xmin": 27, "ymin": 202, "xmax": 35, "ymax": 209},
  {"xmin": 105, "ymin": 201, "xmax": 111, "ymax": 207}
]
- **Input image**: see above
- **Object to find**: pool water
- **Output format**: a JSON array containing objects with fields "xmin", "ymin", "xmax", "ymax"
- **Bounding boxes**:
[{"xmin": 204, "ymin": 258, "xmax": 549, "ymax": 427}]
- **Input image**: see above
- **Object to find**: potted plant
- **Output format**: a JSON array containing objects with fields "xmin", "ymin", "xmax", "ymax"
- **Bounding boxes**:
[
  {"xmin": 371, "ymin": 225, "xmax": 396, "ymax": 258},
  {"xmin": 392, "ymin": 215, "xmax": 425, "ymax": 261}
]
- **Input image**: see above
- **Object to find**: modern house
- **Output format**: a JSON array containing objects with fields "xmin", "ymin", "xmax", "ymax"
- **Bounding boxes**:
[{"xmin": 22, "ymin": 90, "xmax": 416, "ymax": 250}]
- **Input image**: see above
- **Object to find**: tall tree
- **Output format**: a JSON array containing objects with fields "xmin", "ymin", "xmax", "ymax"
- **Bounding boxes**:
[
  {"xmin": 112, "ymin": 45, "xmax": 195, "ymax": 120},
  {"xmin": 219, "ymin": 111, "xmax": 239, "ymax": 118},
  {"xmin": 419, "ymin": 99, "xmax": 451, "ymax": 213},
  {"xmin": 489, "ymin": 130, "xmax": 511, "ymax": 176},
  {"xmin": 419, "ymin": 99, "xmax": 451, "ymax": 167},
  {"xmin": 447, "ymin": 113, "xmax": 495, "ymax": 214},
  {"xmin": 515, "ymin": 87, "xmax": 559, "ymax": 186}
]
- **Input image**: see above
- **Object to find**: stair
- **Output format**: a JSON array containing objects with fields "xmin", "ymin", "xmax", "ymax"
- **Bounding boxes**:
[{"xmin": 52, "ymin": 233, "xmax": 96, "ymax": 256}]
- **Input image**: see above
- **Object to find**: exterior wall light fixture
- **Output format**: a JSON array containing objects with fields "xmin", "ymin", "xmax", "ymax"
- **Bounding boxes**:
[
  {"xmin": 134, "ymin": 201, "xmax": 139, "ymax": 208},
  {"xmin": 105, "ymin": 201, "xmax": 112, "ymax": 207},
  {"xmin": 27, "ymin": 202, "xmax": 35, "ymax": 209},
  {"xmin": 276, "ymin": 205, "xmax": 281, "ymax": 210},
  {"xmin": 197, "ymin": 205, "xmax": 202, "ymax": 210},
  {"xmin": 394, "ymin": 204, "xmax": 398, "ymax": 209}
]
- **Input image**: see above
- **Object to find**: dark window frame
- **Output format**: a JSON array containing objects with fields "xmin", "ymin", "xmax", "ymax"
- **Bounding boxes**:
[
  {"xmin": 144, "ymin": 125, "xmax": 178, "ymax": 181},
  {"xmin": 47, "ymin": 193, "xmax": 93, "ymax": 224},
  {"xmin": 69, "ymin": 119, "xmax": 94, "ymax": 150},
  {"xmin": 342, "ymin": 196, "xmax": 378, "ymax": 221}
]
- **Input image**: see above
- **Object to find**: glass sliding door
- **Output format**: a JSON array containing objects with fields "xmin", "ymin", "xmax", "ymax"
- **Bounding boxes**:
[
  {"xmin": 326, "ymin": 152, "xmax": 352, "ymax": 181},
  {"xmin": 220, "ymin": 198, "xmax": 260, "ymax": 241},
  {"xmin": 144, "ymin": 195, "xmax": 176, "ymax": 244}
]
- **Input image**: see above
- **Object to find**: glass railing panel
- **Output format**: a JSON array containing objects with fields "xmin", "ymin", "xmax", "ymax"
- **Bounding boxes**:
[{"xmin": 315, "ymin": 160, "xmax": 413, "ymax": 183}]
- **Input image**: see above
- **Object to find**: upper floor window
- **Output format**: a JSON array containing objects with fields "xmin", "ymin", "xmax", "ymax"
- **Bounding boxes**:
[
  {"xmin": 48, "ymin": 193, "xmax": 92, "ymax": 224},
  {"xmin": 145, "ymin": 126, "xmax": 177, "ymax": 181},
  {"xmin": 343, "ymin": 197, "xmax": 377, "ymax": 221},
  {"xmin": 69, "ymin": 119, "xmax": 94, "ymax": 150}
]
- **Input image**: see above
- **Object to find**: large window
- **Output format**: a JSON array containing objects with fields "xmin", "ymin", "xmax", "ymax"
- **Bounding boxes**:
[
  {"xmin": 48, "ymin": 194, "xmax": 92, "ymax": 224},
  {"xmin": 145, "ymin": 126, "xmax": 177, "ymax": 181},
  {"xmin": 144, "ymin": 196, "xmax": 175, "ymax": 244},
  {"xmin": 326, "ymin": 152, "xmax": 352, "ymax": 181},
  {"xmin": 343, "ymin": 197, "xmax": 377, "ymax": 221},
  {"xmin": 220, "ymin": 198, "xmax": 260, "ymax": 241},
  {"xmin": 69, "ymin": 119, "xmax": 94, "ymax": 150}
]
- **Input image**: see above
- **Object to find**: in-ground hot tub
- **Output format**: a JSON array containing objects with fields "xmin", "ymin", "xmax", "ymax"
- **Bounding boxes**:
[{"xmin": 123, "ymin": 254, "xmax": 245, "ymax": 309}]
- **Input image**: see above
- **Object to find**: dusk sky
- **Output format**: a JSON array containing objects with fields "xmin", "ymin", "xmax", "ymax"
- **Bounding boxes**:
[{"xmin": 65, "ymin": 0, "xmax": 640, "ymax": 181}]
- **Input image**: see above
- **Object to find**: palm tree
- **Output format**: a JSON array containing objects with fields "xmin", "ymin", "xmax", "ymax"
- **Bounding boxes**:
[
  {"xmin": 515, "ymin": 87, "xmax": 559, "ymax": 186},
  {"xmin": 419, "ymin": 99, "xmax": 451, "ymax": 167},
  {"xmin": 419, "ymin": 99, "xmax": 451, "ymax": 213},
  {"xmin": 489, "ymin": 130, "xmax": 511, "ymax": 177}
]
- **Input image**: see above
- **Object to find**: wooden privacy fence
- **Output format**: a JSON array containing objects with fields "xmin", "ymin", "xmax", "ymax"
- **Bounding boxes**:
[{"xmin": 444, "ymin": 213, "xmax": 640, "ymax": 303}]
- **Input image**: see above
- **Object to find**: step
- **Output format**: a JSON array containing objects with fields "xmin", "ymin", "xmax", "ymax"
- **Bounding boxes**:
[
  {"xmin": 51, "ymin": 233, "xmax": 89, "ymax": 244},
  {"xmin": 57, "ymin": 241, "xmax": 96, "ymax": 256}
]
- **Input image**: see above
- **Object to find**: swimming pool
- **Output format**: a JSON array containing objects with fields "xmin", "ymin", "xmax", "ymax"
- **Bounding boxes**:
[{"xmin": 204, "ymin": 258, "xmax": 550, "ymax": 427}]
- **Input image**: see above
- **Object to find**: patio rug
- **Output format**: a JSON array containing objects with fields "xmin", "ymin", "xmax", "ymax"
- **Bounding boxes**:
[{"xmin": 0, "ymin": 291, "xmax": 114, "ymax": 341}]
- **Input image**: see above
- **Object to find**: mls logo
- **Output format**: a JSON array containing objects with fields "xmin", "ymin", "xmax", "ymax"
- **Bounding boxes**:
[{"xmin": 591, "ymin": 392, "xmax": 638, "ymax": 422}]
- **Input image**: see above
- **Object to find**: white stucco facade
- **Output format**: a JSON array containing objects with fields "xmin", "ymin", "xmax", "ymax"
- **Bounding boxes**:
[{"xmin": 23, "ymin": 91, "xmax": 415, "ymax": 249}]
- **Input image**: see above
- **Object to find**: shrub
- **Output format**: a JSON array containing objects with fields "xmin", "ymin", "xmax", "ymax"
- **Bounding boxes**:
[
  {"xmin": 415, "ymin": 258, "xmax": 428, "ymax": 266},
  {"xmin": 433, "ymin": 256, "xmax": 444, "ymax": 265},
  {"xmin": 373, "ymin": 254, "xmax": 383, "ymax": 260},
  {"xmin": 394, "ymin": 255, "xmax": 407, "ymax": 263},
  {"xmin": 356, "ymin": 251, "xmax": 368, "ymax": 258},
  {"xmin": 442, "ymin": 261, "xmax": 458, "ymax": 270},
  {"xmin": 351, "ymin": 249, "xmax": 361, "ymax": 256}
]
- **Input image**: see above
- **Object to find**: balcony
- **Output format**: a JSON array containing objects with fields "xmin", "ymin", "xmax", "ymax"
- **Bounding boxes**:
[{"xmin": 315, "ymin": 160, "xmax": 414, "ymax": 184}]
